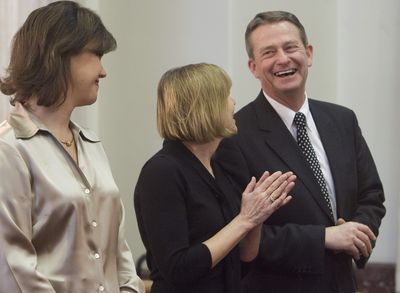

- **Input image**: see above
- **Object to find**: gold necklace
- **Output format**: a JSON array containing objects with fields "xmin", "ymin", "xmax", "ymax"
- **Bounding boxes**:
[{"xmin": 59, "ymin": 136, "xmax": 74, "ymax": 147}]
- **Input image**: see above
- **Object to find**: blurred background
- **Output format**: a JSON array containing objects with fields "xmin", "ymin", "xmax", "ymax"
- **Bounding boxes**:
[{"xmin": 1, "ymin": 0, "xmax": 399, "ymax": 291}]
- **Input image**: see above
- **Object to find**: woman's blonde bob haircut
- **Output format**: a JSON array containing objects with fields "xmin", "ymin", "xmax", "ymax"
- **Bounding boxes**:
[{"xmin": 157, "ymin": 63, "xmax": 235, "ymax": 143}]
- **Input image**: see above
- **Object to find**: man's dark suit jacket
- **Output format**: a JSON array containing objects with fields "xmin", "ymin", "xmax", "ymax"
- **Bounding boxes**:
[{"xmin": 216, "ymin": 91, "xmax": 386, "ymax": 293}]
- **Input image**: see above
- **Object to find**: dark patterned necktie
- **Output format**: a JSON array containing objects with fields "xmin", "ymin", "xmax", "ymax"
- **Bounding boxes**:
[{"xmin": 293, "ymin": 112, "xmax": 334, "ymax": 218}]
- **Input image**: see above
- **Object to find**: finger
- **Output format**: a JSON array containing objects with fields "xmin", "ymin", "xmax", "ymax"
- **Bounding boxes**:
[
  {"xmin": 279, "ymin": 195, "xmax": 292, "ymax": 207},
  {"xmin": 337, "ymin": 218, "xmax": 346, "ymax": 225},
  {"xmin": 269, "ymin": 190, "xmax": 288, "ymax": 207},
  {"xmin": 262, "ymin": 190, "xmax": 277, "ymax": 204},
  {"xmin": 286, "ymin": 174, "xmax": 296, "ymax": 184},
  {"xmin": 254, "ymin": 171, "xmax": 270, "ymax": 188},
  {"xmin": 355, "ymin": 230, "xmax": 373, "ymax": 254},
  {"xmin": 269, "ymin": 180, "xmax": 288, "ymax": 202},
  {"xmin": 270, "ymin": 192, "xmax": 293, "ymax": 211},
  {"xmin": 354, "ymin": 237, "xmax": 369, "ymax": 258},
  {"xmin": 281, "ymin": 171, "xmax": 293, "ymax": 178},
  {"xmin": 348, "ymin": 245, "xmax": 360, "ymax": 260},
  {"xmin": 356, "ymin": 223, "xmax": 376, "ymax": 241},
  {"xmin": 259, "ymin": 171, "xmax": 286, "ymax": 194},
  {"xmin": 259, "ymin": 171, "xmax": 283, "ymax": 191},
  {"xmin": 283, "ymin": 172, "xmax": 295, "ymax": 182},
  {"xmin": 284, "ymin": 181, "xmax": 295, "ymax": 194},
  {"xmin": 243, "ymin": 176, "xmax": 256, "ymax": 194}
]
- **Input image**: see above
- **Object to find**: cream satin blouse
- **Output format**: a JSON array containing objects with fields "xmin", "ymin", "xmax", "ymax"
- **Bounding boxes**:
[{"xmin": 0, "ymin": 103, "xmax": 144, "ymax": 293}]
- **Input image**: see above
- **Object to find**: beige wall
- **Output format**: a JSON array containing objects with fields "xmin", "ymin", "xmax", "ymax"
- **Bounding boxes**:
[
  {"xmin": 96, "ymin": 0, "xmax": 232, "ymax": 262},
  {"xmin": 95, "ymin": 0, "xmax": 342, "ymax": 262},
  {"xmin": 336, "ymin": 1, "xmax": 400, "ymax": 288},
  {"xmin": 91, "ymin": 0, "xmax": 398, "ymax": 268}
]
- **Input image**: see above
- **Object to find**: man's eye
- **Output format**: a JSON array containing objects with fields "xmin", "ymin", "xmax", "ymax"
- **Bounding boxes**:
[
  {"xmin": 263, "ymin": 50, "xmax": 274, "ymax": 56},
  {"xmin": 286, "ymin": 45, "xmax": 298, "ymax": 52}
]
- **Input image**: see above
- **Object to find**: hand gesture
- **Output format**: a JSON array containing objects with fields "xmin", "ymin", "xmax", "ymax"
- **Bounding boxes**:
[{"xmin": 239, "ymin": 171, "xmax": 296, "ymax": 227}]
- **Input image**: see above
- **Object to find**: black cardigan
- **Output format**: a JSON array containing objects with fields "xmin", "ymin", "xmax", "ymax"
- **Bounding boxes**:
[{"xmin": 134, "ymin": 140, "xmax": 242, "ymax": 293}]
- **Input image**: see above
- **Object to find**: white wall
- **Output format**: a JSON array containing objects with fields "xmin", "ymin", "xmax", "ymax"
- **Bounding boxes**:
[
  {"xmin": 337, "ymin": 0, "xmax": 400, "ymax": 264},
  {"xmin": 0, "ymin": 0, "xmax": 55, "ymax": 121},
  {"xmin": 336, "ymin": 0, "xmax": 400, "ymax": 286},
  {"xmin": 93, "ymin": 0, "xmax": 398, "ymax": 270},
  {"xmin": 96, "ymin": 0, "xmax": 231, "ymax": 262}
]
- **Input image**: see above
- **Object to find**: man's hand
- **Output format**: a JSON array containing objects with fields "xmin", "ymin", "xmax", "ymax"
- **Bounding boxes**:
[{"xmin": 325, "ymin": 218, "xmax": 376, "ymax": 260}]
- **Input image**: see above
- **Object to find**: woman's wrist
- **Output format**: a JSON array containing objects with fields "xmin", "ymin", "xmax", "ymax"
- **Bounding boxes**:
[{"xmin": 236, "ymin": 213, "xmax": 257, "ymax": 232}]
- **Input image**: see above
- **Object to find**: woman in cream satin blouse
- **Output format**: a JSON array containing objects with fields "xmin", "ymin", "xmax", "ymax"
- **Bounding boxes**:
[{"xmin": 0, "ymin": 2, "xmax": 144, "ymax": 293}]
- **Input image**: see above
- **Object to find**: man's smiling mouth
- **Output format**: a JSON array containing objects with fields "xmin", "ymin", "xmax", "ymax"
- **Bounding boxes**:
[{"xmin": 274, "ymin": 69, "xmax": 297, "ymax": 77}]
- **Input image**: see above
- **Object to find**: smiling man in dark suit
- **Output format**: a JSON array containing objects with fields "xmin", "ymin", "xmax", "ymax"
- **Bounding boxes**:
[{"xmin": 216, "ymin": 11, "xmax": 385, "ymax": 293}]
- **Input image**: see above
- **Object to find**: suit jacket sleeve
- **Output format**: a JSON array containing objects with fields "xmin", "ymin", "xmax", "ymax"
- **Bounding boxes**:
[{"xmin": 347, "ymin": 112, "xmax": 386, "ymax": 268}]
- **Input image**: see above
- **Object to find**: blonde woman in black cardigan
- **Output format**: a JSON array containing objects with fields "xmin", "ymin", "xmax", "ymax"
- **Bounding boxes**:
[{"xmin": 134, "ymin": 63, "xmax": 296, "ymax": 293}]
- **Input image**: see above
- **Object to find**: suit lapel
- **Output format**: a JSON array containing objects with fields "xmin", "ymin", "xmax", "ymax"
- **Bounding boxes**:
[
  {"xmin": 253, "ymin": 93, "xmax": 335, "ymax": 222},
  {"xmin": 309, "ymin": 101, "xmax": 347, "ymax": 219}
]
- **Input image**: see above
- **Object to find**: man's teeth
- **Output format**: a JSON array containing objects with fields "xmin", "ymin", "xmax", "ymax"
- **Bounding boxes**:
[{"xmin": 274, "ymin": 69, "xmax": 296, "ymax": 77}]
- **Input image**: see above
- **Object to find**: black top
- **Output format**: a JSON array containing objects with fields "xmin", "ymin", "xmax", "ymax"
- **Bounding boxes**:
[{"xmin": 134, "ymin": 140, "xmax": 242, "ymax": 293}]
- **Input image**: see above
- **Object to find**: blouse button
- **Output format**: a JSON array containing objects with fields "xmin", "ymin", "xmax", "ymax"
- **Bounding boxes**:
[
  {"xmin": 94, "ymin": 253, "xmax": 100, "ymax": 259},
  {"xmin": 99, "ymin": 285, "xmax": 105, "ymax": 291},
  {"xmin": 91, "ymin": 221, "xmax": 98, "ymax": 228},
  {"xmin": 84, "ymin": 188, "xmax": 90, "ymax": 194}
]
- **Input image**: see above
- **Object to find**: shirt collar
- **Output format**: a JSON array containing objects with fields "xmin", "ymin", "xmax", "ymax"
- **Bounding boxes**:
[
  {"xmin": 263, "ymin": 90, "xmax": 312, "ymax": 129},
  {"xmin": 70, "ymin": 120, "xmax": 100, "ymax": 143},
  {"xmin": 8, "ymin": 102, "xmax": 40, "ymax": 138},
  {"xmin": 8, "ymin": 102, "xmax": 100, "ymax": 142}
]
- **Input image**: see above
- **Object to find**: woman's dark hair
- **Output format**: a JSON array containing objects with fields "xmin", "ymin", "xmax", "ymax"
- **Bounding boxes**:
[{"xmin": 0, "ymin": 1, "xmax": 117, "ymax": 107}]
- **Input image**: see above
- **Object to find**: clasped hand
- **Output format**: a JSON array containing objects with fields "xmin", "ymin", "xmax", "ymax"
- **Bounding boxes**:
[
  {"xmin": 325, "ymin": 218, "xmax": 376, "ymax": 260},
  {"xmin": 240, "ymin": 171, "xmax": 296, "ymax": 227}
]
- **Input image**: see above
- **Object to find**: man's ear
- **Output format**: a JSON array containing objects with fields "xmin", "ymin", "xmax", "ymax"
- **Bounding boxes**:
[
  {"xmin": 306, "ymin": 44, "xmax": 313, "ymax": 67},
  {"xmin": 248, "ymin": 58, "xmax": 258, "ymax": 78}
]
